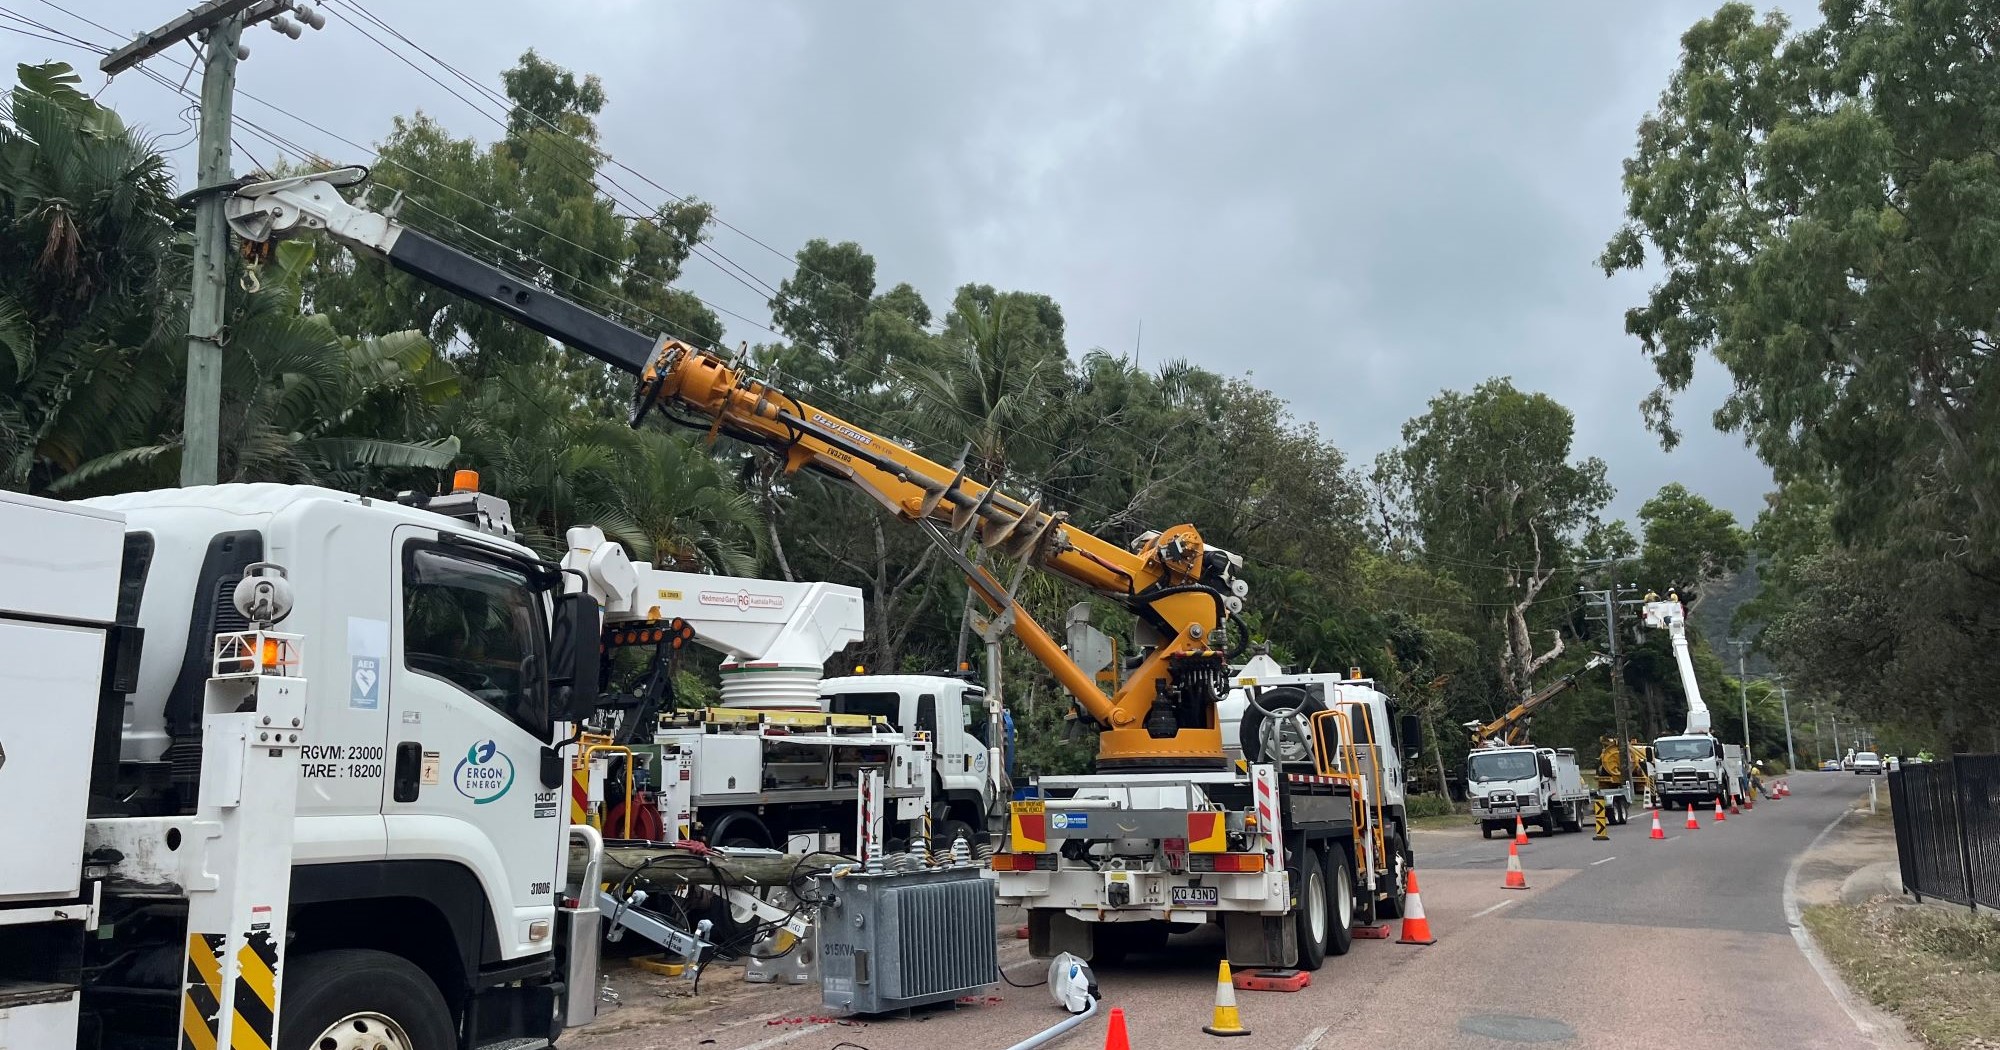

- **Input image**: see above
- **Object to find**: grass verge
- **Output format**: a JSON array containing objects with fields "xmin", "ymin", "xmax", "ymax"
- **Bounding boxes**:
[{"xmin": 1804, "ymin": 898, "xmax": 2000, "ymax": 1049}]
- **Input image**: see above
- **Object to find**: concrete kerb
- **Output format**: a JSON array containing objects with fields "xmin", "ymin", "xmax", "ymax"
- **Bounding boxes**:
[{"xmin": 1782, "ymin": 800, "xmax": 1919, "ymax": 1050}]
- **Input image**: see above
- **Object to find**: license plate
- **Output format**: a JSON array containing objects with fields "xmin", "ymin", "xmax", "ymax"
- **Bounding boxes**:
[{"xmin": 1172, "ymin": 886, "xmax": 1219, "ymax": 906}]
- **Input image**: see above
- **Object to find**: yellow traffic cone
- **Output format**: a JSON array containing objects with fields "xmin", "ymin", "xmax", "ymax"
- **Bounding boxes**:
[{"xmin": 1202, "ymin": 960, "xmax": 1251, "ymax": 1037}]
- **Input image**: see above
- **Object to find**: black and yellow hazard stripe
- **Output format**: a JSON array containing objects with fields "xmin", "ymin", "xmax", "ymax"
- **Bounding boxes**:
[
  {"xmin": 230, "ymin": 929, "xmax": 280, "ymax": 1050},
  {"xmin": 179, "ymin": 932, "xmax": 225, "ymax": 1050}
]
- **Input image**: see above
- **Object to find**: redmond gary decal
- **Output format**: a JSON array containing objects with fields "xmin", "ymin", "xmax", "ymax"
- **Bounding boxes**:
[
  {"xmin": 699, "ymin": 590, "xmax": 785, "ymax": 611},
  {"xmin": 453, "ymin": 740, "xmax": 515, "ymax": 804}
]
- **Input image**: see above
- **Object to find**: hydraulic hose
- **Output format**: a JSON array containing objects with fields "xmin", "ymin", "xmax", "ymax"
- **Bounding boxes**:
[{"xmin": 1002, "ymin": 994, "xmax": 1101, "ymax": 1050}]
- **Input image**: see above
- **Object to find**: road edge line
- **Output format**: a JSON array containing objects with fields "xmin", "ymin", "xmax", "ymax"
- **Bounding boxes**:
[{"xmin": 1782, "ymin": 800, "xmax": 1914, "ymax": 1049}]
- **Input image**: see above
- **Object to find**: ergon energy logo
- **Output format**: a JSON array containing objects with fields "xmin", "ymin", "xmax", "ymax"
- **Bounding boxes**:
[
  {"xmin": 809, "ymin": 411, "xmax": 874, "ymax": 447},
  {"xmin": 700, "ymin": 590, "xmax": 786, "ymax": 611}
]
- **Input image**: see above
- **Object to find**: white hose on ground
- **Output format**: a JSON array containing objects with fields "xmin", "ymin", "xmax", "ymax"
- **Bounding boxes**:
[{"xmin": 1002, "ymin": 994, "xmax": 1100, "ymax": 1050}]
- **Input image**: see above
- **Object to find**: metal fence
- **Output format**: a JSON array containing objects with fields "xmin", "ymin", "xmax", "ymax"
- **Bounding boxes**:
[{"xmin": 1888, "ymin": 754, "xmax": 2000, "ymax": 911}]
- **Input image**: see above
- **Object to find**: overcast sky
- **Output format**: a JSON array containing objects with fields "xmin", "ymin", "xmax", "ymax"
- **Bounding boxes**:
[{"xmin": 15, "ymin": 0, "xmax": 1781, "ymax": 527}]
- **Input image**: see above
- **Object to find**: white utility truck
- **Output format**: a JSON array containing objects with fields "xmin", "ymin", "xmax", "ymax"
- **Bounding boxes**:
[
  {"xmin": 1457, "ymin": 654, "xmax": 1630, "ymax": 833},
  {"xmin": 1, "ymin": 483, "xmax": 615, "ymax": 1050},
  {"xmin": 1643, "ymin": 593, "xmax": 1748, "ymax": 810},
  {"xmin": 1465, "ymin": 745, "xmax": 1627, "ymax": 836},
  {"xmin": 558, "ymin": 525, "xmax": 951, "ymax": 852},
  {"xmin": 988, "ymin": 654, "xmax": 1420, "ymax": 971},
  {"xmin": 818, "ymin": 673, "xmax": 1002, "ymax": 847}
]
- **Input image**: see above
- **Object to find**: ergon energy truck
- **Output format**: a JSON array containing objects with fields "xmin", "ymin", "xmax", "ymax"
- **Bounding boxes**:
[
  {"xmin": 1, "ymin": 484, "xmax": 614, "ymax": 1049},
  {"xmin": 1642, "ymin": 593, "xmax": 1749, "ymax": 810},
  {"xmin": 1466, "ymin": 745, "xmax": 1630, "ymax": 837}
]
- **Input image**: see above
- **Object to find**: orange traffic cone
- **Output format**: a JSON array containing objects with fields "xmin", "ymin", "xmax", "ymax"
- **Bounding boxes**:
[
  {"xmin": 1503, "ymin": 841, "xmax": 1529, "ymax": 890},
  {"xmin": 1202, "ymin": 961, "xmax": 1251, "ymax": 1037},
  {"xmin": 1730, "ymin": 794, "xmax": 1742, "ymax": 816},
  {"xmin": 1685, "ymin": 804, "xmax": 1700, "ymax": 830},
  {"xmin": 1713, "ymin": 797, "xmax": 1727, "ymax": 822},
  {"xmin": 1648, "ymin": 806, "xmax": 1665, "ymax": 840},
  {"xmin": 1104, "ymin": 1006, "xmax": 1132, "ymax": 1050},
  {"xmin": 1744, "ymin": 790, "xmax": 1754, "ymax": 810},
  {"xmin": 1513, "ymin": 814, "xmax": 1529, "ymax": 845},
  {"xmin": 1780, "ymin": 780, "xmax": 1790, "ymax": 797},
  {"xmin": 1396, "ymin": 868, "xmax": 1436, "ymax": 945}
]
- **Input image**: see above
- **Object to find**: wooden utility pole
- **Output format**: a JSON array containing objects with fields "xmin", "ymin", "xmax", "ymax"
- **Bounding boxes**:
[
  {"xmin": 1580, "ymin": 579, "xmax": 1643, "ymax": 793},
  {"xmin": 103, "ymin": 0, "xmax": 324, "ymax": 486}
]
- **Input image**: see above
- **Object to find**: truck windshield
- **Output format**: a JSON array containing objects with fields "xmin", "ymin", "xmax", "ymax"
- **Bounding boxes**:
[
  {"xmin": 1655, "ymin": 738, "xmax": 1713, "ymax": 761},
  {"xmin": 1469, "ymin": 752, "xmax": 1537, "ymax": 782}
]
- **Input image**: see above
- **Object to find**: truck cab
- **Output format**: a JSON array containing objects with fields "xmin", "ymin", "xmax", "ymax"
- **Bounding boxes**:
[
  {"xmin": 1465, "ymin": 745, "xmax": 1600, "ymax": 837},
  {"xmin": 818, "ymin": 674, "xmax": 998, "ymax": 844},
  {"xmin": 63, "ymin": 483, "xmax": 596, "ymax": 1048},
  {"xmin": 1652, "ymin": 733, "xmax": 1731, "ymax": 808}
]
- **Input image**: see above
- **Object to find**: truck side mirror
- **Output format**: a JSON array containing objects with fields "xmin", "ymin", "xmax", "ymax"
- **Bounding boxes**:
[
  {"xmin": 549, "ymin": 591, "xmax": 602, "ymax": 720},
  {"xmin": 1399, "ymin": 714, "xmax": 1422, "ymax": 758}
]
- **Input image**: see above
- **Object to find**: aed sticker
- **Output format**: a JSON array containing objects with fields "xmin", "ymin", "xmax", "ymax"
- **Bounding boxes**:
[
  {"xmin": 346, "ymin": 618, "xmax": 389, "ymax": 711},
  {"xmin": 421, "ymin": 751, "xmax": 441, "ymax": 786},
  {"xmin": 1051, "ymin": 812, "xmax": 1088, "ymax": 831}
]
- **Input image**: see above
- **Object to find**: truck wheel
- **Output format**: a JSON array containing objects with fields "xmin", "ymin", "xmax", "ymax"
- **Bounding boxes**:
[
  {"xmin": 1538, "ymin": 813, "xmax": 1557, "ymax": 837},
  {"xmin": 278, "ymin": 949, "xmax": 454, "ymax": 1050},
  {"xmin": 1480, "ymin": 823, "xmax": 1493, "ymax": 839},
  {"xmin": 1325, "ymin": 850, "xmax": 1355, "ymax": 958},
  {"xmin": 1294, "ymin": 850, "xmax": 1330, "ymax": 971}
]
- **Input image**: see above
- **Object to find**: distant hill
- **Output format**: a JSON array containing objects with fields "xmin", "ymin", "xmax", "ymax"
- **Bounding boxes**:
[{"xmin": 1689, "ymin": 557, "xmax": 1771, "ymax": 677}]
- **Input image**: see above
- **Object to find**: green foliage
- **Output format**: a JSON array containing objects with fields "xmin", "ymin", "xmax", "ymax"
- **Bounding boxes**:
[
  {"xmin": 0, "ymin": 62, "xmax": 178, "ymax": 491},
  {"xmin": 1404, "ymin": 792, "xmax": 1456, "ymax": 818},
  {"xmin": 1609, "ymin": 2, "xmax": 2000, "ymax": 751},
  {"xmin": 1374, "ymin": 378, "xmax": 1611, "ymax": 697}
]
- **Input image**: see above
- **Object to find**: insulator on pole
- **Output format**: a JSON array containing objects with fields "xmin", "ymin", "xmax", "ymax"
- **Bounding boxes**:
[{"xmin": 269, "ymin": 15, "xmax": 302, "ymax": 39}]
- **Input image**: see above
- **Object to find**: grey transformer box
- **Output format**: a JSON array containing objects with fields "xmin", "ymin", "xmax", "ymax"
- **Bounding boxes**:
[{"xmin": 817, "ymin": 865, "xmax": 998, "ymax": 1014}]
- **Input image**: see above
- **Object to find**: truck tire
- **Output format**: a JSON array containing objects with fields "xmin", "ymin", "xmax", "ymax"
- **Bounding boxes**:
[
  {"xmin": 1538, "ymin": 813, "xmax": 1557, "ymax": 836},
  {"xmin": 1325, "ymin": 849, "xmax": 1355, "ymax": 958},
  {"xmin": 278, "ymin": 949, "xmax": 455, "ymax": 1050},
  {"xmin": 1294, "ymin": 850, "xmax": 1330, "ymax": 971},
  {"xmin": 1480, "ymin": 823, "xmax": 1494, "ymax": 839}
]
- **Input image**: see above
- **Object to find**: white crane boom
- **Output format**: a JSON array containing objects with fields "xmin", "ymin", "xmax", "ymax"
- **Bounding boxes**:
[
  {"xmin": 562, "ymin": 525, "xmax": 864, "ymax": 710},
  {"xmin": 1641, "ymin": 594, "xmax": 1711, "ymax": 735}
]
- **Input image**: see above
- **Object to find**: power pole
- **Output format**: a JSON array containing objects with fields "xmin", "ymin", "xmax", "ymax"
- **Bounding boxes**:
[
  {"xmin": 1580, "ymin": 579, "xmax": 1643, "ymax": 793},
  {"xmin": 1774, "ymin": 678, "xmax": 1797, "ymax": 772},
  {"xmin": 103, "ymin": 0, "xmax": 326, "ymax": 487}
]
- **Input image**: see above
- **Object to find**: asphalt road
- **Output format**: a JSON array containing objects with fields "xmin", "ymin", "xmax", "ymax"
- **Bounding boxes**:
[{"xmin": 574, "ymin": 771, "xmax": 1885, "ymax": 1050}]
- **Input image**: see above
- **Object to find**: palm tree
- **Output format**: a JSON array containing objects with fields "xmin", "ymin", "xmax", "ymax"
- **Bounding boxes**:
[
  {"xmin": 0, "ymin": 62, "xmax": 179, "ymax": 492},
  {"xmin": 49, "ymin": 242, "xmax": 462, "ymax": 496},
  {"xmin": 585, "ymin": 428, "xmax": 763, "ymax": 575}
]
